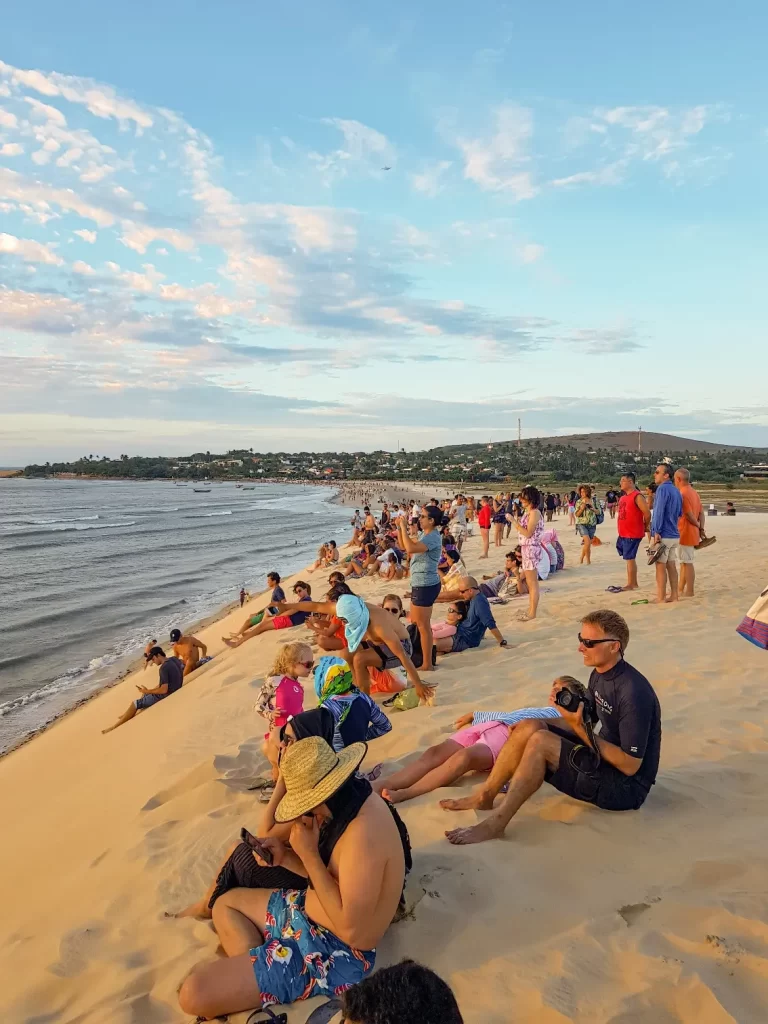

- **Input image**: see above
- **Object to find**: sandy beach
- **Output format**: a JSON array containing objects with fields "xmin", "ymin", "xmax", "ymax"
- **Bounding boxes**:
[{"xmin": 2, "ymin": 510, "xmax": 768, "ymax": 1023}]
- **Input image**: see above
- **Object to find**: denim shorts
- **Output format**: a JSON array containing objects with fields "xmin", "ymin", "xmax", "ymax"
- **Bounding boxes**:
[
  {"xmin": 134, "ymin": 693, "xmax": 166, "ymax": 710},
  {"xmin": 577, "ymin": 524, "xmax": 596, "ymax": 539},
  {"xmin": 410, "ymin": 582, "xmax": 441, "ymax": 607}
]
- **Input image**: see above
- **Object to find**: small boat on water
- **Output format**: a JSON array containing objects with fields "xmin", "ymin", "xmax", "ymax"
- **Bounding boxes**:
[
  {"xmin": 193, "ymin": 487, "xmax": 212, "ymax": 493},
  {"xmin": 242, "ymin": 485, "xmax": 256, "ymax": 490}
]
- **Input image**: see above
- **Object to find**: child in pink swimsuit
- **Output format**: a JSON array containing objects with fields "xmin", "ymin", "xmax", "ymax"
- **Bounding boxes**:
[{"xmin": 253, "ymin": 642, "xmax": 314, "ymax": 777}]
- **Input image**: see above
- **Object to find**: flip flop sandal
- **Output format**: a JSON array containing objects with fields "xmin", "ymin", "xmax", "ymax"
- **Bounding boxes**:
[
  {"xmin": 305, "ymin": 998, "xmax": 343, "ymax": 1023},
  {"xmin": 697, "ymin": 536, "xmax": 717, "ymax": 549},
  {"xmin": 364, "ymin": 763, "xmax": 383, "ymax": 782},
  {"xmin": 246, "ymin": 1009, "xmax": 288, "ymax": 1024},
  {"xmin": 192, "ymin": 1016, "xmax": 228, "ymax": 1023},
  {"xmin": 631, "ymin": 599, "xmax": 649, "ymax": 605},
  {"xmin": 605, "ymin": 585, "xmax": 624, "ymax": 593},
  {"xmin": 647, "ymin": 544, "xmax": 665, "ymax": 565}
]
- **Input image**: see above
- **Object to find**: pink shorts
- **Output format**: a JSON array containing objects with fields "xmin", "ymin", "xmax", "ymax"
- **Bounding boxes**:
[
  {"xmin": 450, "ymin": 721, "xmax": 510, "ymax": 764},
  {"xmin": 272, "ymin": 615, "xmax": 294, "ymax": 629}
]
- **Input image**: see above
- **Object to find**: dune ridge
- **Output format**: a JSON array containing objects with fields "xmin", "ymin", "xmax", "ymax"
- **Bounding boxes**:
[{"xmin": 2, "ymin": 512, "xmax": 768, "ymax": 1023}]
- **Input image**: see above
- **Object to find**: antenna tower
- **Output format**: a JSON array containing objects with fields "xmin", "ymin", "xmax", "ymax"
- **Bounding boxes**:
[
  {"xmin": 517, "ymin": 418, "xmax": 521, "ymax": 448},
  {"xmin": 638, "ymin": 426, "xmax": 642, "ymax": 453}
]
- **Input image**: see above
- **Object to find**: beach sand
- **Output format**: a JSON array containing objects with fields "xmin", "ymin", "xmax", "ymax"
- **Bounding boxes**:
[{"xmin": 2, "ymin": 512, "xmax": 768, "ymax": 1023}]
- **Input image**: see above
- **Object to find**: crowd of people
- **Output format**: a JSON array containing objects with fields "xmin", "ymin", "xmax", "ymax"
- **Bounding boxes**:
[{"xmin": 110, "ymin": 466, "xmax": 724, "ymax": 1018}]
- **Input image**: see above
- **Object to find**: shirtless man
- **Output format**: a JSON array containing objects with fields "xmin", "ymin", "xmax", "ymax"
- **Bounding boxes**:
[
  {"xmin": 178, "ymin": 735, "xmax": 405, "ymax": 1020},
  {"xmin": 169, "ymin": 628, "xmax": 208, "ymax": 677},
  {"xmin": 275, "ymin": 592, "xmax": 434, "ymax": 703}
]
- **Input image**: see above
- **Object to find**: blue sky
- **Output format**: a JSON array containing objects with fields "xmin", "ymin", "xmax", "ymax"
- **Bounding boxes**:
[{"xmin": 1, "ymin": 1, "xmax": 767, "ymax": 461}]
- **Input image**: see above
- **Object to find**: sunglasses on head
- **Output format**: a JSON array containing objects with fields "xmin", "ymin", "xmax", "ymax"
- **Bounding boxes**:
[{"xmin": 578, "ymin": 633, "xmax": 617, "ymax": 648}]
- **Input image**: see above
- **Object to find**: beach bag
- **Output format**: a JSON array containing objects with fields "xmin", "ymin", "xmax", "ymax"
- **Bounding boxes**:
[
  {"xmin": 736, "ymin": 585, "xmax": 768, "ymax": 650},
  {"xmin": 406, "ymin": 622, "xmax": 437, "ymax": 669},
  {"xmin": 391, "ymin": 688, "xmax": 420, "ymax": 712}
]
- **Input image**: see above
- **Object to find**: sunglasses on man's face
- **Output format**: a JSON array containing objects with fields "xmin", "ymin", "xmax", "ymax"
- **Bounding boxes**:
[{"xmin": 578, "ymin": 633, "xmax": 617, "ymax": 648}]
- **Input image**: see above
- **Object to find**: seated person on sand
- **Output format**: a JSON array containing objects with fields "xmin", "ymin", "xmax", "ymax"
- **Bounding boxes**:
[
  {"xmin": 442, "ymin": 609, "xmax": 661, "ymax": 845},
  {"xmin": 102, "ymin": 646, "xmax": 183, "ymax": 733},
  {"xmin": 254, "ymin": 642, "xmax": 312, "ymax": 778},
  {"xmin": 341, "ymin": 960, "xmax": 464, "ymax": 1024},
  {"xmin": 315, "ymin": 658, "xmax": 392, "ymax": 750},
  {"xmin": 376, "ymin": 691, "xmax": 571, "ymax": 804},
  {"xmin": 306, "ymin": 581, "xmax": 355, "ymax": 653},
  {"xmin": 438, "ymin": 548, "xmax": 468, "ymax": 592},
  {"xmin": 177, "ymin": 734, "xmax": 408, "ymax": 1020},
  {"xmin": 229, "ymin": 572, "xmax": 286, "ymax": 640},
  {"xmin": 275, "ymin": 592, "xmax": 434, "ymax": 703},
  {"xmin": 723, "ymin": 501, "xmax": 736, "ymax": 516},
  {"xmin": 343, "ymin": 543, "xmax": 377, "ymax": 578},
  {"xmin": 310, "ymin": 543, "xmax": 330, "ymax": 571},
  {"xmin": 479, "ymin": 549, "xmax": 521, "ymax": 599},
  {"xmin": 170, "ymin": 627, "xmax": 208, "ymax": 677},
  {"xmin": 223, "ymin": 581, "xmax": 312, "ymax": 648},
  {"xmin": 433, "ymin": 577, "xmax": 508, "ymax": 653},
  {"xmin": 176, "ymin": 710, "xmax": 403, "ymax": 921},
  {"xmin": 372, "ymin": 537, "xmax": 404, "ymax": 581},
  {"xmin": 430, "ymin": 599, "xmax": 468, "ymax": 641}
]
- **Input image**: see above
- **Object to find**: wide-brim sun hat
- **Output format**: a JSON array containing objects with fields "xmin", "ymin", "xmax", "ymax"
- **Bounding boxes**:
[{"xmin": 274, "ymin": 735, "xmax": 367, "ymax": 822}]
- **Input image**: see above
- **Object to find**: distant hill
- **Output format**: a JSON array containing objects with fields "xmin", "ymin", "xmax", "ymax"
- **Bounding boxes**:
[{"xmin": 438, "ymin": 431, "xmax": 761, "ymax": 455}]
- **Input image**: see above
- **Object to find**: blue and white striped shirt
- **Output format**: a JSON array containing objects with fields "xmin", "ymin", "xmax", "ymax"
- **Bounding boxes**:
[{"xmin": 472, "ymin": 706, "xmax": 560, "ymax": 727}]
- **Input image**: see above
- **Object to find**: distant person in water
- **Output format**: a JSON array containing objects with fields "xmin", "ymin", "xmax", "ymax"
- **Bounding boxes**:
[
  {"xmin": 223, "ymin": 582, "xmax": 313, "ymax": 648},
  {"xmin": 170, "ymin": 628, "xmax": 208, "ymax": 677},
  {"xmin": 102, "ymin": 647, "xmax": 183, "ymax": 733}
]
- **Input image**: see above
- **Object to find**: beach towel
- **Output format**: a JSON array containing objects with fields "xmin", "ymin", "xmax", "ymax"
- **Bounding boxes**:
[
  {"xmin": 336, "ymin": 594, "xmax": 369, "ymax": 652},
  {"xmin": 737, "ymin": 585, "xmax": 768, "ymax": 649}
]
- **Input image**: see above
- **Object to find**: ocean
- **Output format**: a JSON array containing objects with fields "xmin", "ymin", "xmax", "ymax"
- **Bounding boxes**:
[{"xmin": 0, "ymin": 479, "xmax": 352, "ymax": 754}]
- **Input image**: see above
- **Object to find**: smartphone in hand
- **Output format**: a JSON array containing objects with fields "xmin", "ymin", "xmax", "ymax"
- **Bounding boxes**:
[{"xmin": 240, "ymin": 827, "xmax": 273, "ymax": 865}]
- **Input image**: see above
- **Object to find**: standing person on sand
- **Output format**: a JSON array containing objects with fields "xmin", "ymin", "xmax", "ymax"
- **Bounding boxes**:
[
  {"xmin": 574, "ymin": 485, "xmax": 599, "ymax": 565},
  {"xmin": 396, "ymin": 505, "xmax": 443, "ymax": 674},
  {"xmin": 675, "ymin": 468, "xmax": 705, "ymax": 598},
  {"xmin": 650, "ymin": 463, "xmax": 683, "ymax": 604},
  {"xmin": 239, "ymin": 587, "xmax": 246, "ymax": 608},
  {"xmin": 477, "ymin": 496, "xmax": 492, "ymax": 559},
  {"xmin": 614, "ymin": 473, "xmax": 651, "ymax": 592},
  {"xmin": 510, "ymin": 486, "xmax": 543, "ymax": 621}
]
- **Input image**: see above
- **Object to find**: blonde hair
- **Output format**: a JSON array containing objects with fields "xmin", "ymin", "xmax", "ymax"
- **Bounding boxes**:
[
  {"xmin": 269, "ymin": 642, "xmax": 312, "ymax": 679},
  {"xmin": 555, "ymin": 674, "xmax": 588, "ymax": 698}
]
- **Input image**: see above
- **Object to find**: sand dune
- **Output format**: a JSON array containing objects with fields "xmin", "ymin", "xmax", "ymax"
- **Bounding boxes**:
[{"xmin": 2, "ymin": 513, "xmax": 768, "ymax": 1023}]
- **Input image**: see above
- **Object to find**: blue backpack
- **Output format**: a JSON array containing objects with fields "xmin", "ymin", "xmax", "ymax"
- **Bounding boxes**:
[{"xmin": 594, "ymin": 498, "xmax": 605, "ymax": 526}]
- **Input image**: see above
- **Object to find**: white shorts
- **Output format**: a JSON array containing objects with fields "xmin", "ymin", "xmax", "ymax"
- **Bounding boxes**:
[
  {"xmin": 678, "ymin": 545, "xmax": 695, "ymax": 564},
  {"xmin": 452, "ymin": 523, "xmax": 467, "ymax": 538},
  {"xmin": 657, "ymin": 538, "xmax": 679, "ymax": 563}
]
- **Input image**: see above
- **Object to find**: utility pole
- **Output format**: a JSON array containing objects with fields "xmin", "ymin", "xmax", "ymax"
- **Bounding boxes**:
[
  {"xmin": 517, "ymin": 418, "xmax": 521, "ymax": 448},
  {"xmin": 638, "ymin": 426, "xmax": 642, "ymax": 453}
]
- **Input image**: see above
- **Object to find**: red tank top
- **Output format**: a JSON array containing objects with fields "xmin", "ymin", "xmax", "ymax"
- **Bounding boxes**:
[{"xmin": 618, "ymin": 490, "xmax": 645, "ymax": 538}]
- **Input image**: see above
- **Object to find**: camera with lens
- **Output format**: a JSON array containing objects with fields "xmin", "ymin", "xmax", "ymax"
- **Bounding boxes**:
[{"xmin": 555, "ymin": 686, "xmax": 597, "ymax": 723}]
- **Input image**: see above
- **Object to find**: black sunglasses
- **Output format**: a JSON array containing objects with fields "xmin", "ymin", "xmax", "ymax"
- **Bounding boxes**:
[
  {"xmin": 383, "ymin": 606, "xmax": 400, "ymax": 614},
  {"xmin": 578, "ymin": 633, "xmax": 617, "ymax": 648}
]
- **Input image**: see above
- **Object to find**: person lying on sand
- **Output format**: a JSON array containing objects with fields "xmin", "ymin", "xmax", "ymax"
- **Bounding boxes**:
[
  {"xmin": 177, "ymin": 734, "xmax": 407, "ymax": 1020},
  {"xmin": 223, "ymin": 582, "xmax": 312, "ymax": 648},
  {"xmin": 169, "ymin": 628, "xmax": 207, "ymax": 677},
  {"xmin": 102, "ymin": 646, "xmax": 183, "ymax": 733},
  {"xmin": 275, "ymin": 592, "xmax": 435, "ymax": 703},
  {"xmin": 375, "ymin": 699, "xmax": 565, "ymax": 804},
  {"xmin": 442, "ymin": 609, "xmax": 661, "ymax": 845}
]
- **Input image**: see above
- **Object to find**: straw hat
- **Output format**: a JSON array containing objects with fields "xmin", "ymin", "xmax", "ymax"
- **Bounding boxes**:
[{"xmin": 274, "ymin": 736, "xmax": 367, "ymax": 822}]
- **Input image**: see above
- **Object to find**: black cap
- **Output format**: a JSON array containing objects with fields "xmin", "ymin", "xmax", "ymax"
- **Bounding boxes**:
[
  {"xmin": 146, "ymin": 646, "xmax": 165, "ymax": 660},
  {"xmin": 170, "ymin": 629, "xmax": 182, "ymax": 642}
]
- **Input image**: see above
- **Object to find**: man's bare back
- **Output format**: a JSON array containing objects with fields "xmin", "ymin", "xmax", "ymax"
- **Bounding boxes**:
[
  {"xmin": 304, "ymin": 792, "xmax": 404, "ymax": 949},
  {"xmin": 172, "ymin": 634, "xmax": 207, "ymax": 676}
]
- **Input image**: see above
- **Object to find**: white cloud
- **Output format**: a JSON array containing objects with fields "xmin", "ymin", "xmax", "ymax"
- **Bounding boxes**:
[
  {"xmin": 118, "ymin": 220, "xmax": 196, "ymax": 254},
  {"xmin": 74, "ymin": 229, "xmax": 97, "ymax": 243},
  {"xmin": 0, "ymin": 287, "xmax": 82, "ymax": 333},
  {"xmin": 520, "ymin": 243, "xmax": 545, "ymax": 264},
  {"xmin": 0, "ymin": 60, "xmax": 152, "ymax": 132},
  {"xmin": 0, "ymin": 107, "xmax": 18, "ymax": 128},
  {"xmin": 0, "ymin": 232, "xmax": 63, "ymax": 265},
  {"xmin": 24, "ymin": 96, "xmax": 67, "ymax": 126},
  {"xmin": 0, "ymin": 142, "xmax": 22, "ymax": 156},
  {"xmin": 310, "ymin": 118, "xmax": 395, "ymax": 183},
  {"xmin": 551, "ymin": 161, "xmax": 627, "ymax": 188},
  {"xmin": 410, "ymin": 160, "xmax": 452, "ymax": 197},
  {"xmin": 72, "ymin": 260, "xmax": 95, "ymax": 275},
  {"xmin": 453, "ymin": 103, "xmax": 537, "ymax": 199}
]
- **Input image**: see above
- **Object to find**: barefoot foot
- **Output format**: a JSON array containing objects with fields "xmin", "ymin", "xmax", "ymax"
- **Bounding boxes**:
[
  {"xmin": 440, "ymin": 790, "xmax": 495, "ymax": 812},
  {"xmin": 445, "ymin": 817, "xmax": 507, "ymax": 845}
]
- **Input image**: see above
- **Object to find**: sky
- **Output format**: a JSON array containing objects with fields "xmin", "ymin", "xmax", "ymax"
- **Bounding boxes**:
[{"xmin": 1, "ymin": 1, "xmax": 767, "ymax": 462}]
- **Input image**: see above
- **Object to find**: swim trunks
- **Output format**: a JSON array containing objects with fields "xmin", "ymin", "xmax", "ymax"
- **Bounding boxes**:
[
  {"xmin": 451, "ymin": 721, "xmax": 510, "ymax": 763},
  {"xmin": 250, "ymin": 888, "xmax": 375, "ymax": 1007},
  {"xmin": 272, "ymin": 615, "xmax": 294, "ymax": 630},
  {"xmin": 616, "ymin": 536, "xmax": 642, "ymax": 561},
  {"xmin": 544, "ymin": 724, "xmax": 648, "ymax": 811}
]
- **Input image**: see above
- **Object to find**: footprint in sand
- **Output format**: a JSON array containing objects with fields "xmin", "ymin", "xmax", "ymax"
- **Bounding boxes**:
[{"xmin": 48, "ymin": 923, "xmax": 107, "ymax": 977}]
